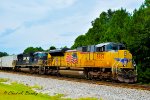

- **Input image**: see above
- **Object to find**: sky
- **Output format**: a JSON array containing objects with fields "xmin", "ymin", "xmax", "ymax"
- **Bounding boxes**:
[{"xmin": 0, "ymin": 0, "xmax": 145, "ymax": 54}]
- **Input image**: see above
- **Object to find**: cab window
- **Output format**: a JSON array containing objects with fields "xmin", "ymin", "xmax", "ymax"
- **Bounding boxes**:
[
  {"xmin": 96, "ymin": 46, "xmax": 105, "ymax": 52},
  {"xmin": 119, "ymin": 45, "xmax": 125, "ymax": 50},
  {"xmin": 106, "ymin": 44, "xmax": 118, "ymax": 51},
  {"xmin": 34, "ymin": 53, "xmax": 47, "ymax": 60}
]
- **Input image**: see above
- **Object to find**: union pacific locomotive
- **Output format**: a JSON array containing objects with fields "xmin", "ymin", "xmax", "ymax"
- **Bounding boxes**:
[{"xmin": 0, "ymin": 42, "xmax": 137, "ymax": 83}]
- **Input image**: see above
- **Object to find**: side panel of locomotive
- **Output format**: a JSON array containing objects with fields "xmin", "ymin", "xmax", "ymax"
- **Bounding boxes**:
[
  {"xmin": 47, "ymin": 47, "xmax": 134, "ymax": 69},
  {"xmin": 48, "ymin": 51, "xmax": 112, "ymax": 68},
  {"xmin": 63, "ymin": 51, "xmax": 111, "ymax": 68}
]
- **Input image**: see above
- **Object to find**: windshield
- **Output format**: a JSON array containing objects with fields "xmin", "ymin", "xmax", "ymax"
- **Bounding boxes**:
[
  {"xmin": 96, "ymin": 43, "xmax": 126, "ymax": 52},
  {"xmin": 118, "ymin": 44, "xmax": 125, "ymax": 50},
  {"xmin": 106, "ymin": 44, "xmax": 118, "ymax": 51},
  {"xmin": 38, "ymin": 53, "xmax": 47, "ymax": 58},
  {"xmin": 34, "ymin": 53, "xmax": 47, "ymax": 60}
]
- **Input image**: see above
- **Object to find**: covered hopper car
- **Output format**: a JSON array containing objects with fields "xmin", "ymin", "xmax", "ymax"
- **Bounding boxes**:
[{"xmin": 0, "ymin": 55, "xmax": 17, "ymax": 69}]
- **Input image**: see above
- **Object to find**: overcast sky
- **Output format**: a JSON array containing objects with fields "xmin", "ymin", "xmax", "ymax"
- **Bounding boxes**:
[{"xmin": 0, "ymin": 0, "xmax": 144, "ymax": 54}]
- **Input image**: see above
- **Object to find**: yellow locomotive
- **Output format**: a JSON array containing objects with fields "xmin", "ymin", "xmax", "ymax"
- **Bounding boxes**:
[
  {"xmin": 14, "ymin": 42, "xmax": 137, "ymax": 83},
  {"xmin": 45, "ymin": 42, "xmax": 137, "ymax": 83}
]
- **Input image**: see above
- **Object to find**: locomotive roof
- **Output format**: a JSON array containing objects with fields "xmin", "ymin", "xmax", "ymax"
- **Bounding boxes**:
[
  {"xmin": 49, "ymin": 49, "xmax": 62, "ymax": 53},
  {"xmin": 49, "ymin": 48, "xmax": 70, "ymax": 53},
  {"xmin": 18, "ymin": 52, "xmax": 46, "ymax": 55},
  {"xmin": 96, "ymin": 42, "xmax": 123, "ymax": 47},
  {"xmin": 34, "ymin": 52, "xmax": 47, "ymax": 54},
  {"xmin": 96, "ymin": 42, "xmax": 111, "ymax": 47},
  {"xmin": 66, "ymin": 50, "xmax": 77, "ymax": 52}
]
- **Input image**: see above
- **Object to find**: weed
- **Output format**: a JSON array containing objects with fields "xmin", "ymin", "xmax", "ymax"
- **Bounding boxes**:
[
  {"xmin": 0, "ymin": 78, "xmax": 9, "ymax": 82},
  {"xmin": 77, "ymin": 97, "xmax": 98, "ymax": 100},
  {"xmin": 31, "ymin": 84, "xmax": 43, "ymax": 90}
]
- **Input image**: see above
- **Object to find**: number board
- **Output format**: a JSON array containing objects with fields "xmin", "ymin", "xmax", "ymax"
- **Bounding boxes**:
[{"xmin": 96, "ymin": 53, "xmax": 104, "ymax": 59}]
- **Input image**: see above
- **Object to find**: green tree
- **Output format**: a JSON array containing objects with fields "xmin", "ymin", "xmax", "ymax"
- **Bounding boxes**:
[
  {"xmin": 23, "ymin": 47, "xmax": 44, "ymax": 54},
  {"xmin": 71, "ymin": 35, "xmax": 86, "ymax": 49},
  {"xmin": 144, "ymin": 0, "xmax": 150, "ymax": 7},
  {"xmin": 128, "ymin": 1, "xmax": 150, "ymax": 83},
  {"xmin": 0, "ymin": 52, "xmax": 8, "ymax": 57},
  {"xmin": 49, "ymin": 46, "xmax": 56, "ymax": 50}
]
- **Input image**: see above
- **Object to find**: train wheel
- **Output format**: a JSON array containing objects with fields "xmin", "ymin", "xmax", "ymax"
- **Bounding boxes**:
[
  {"xmin": 14, "ymin": 66, "xmax": 20, "ymax": 72},
  {"xmin": 88, "ymin": 72, "xmax": 93, "ymax": 80},
  {"xmin": 56, "ymin": 67, "xmax": 61, "ymax": 76},
  {"xmin": 45, "ymin": 67, "xmax": 49, "ymax": 75},
  {"xmin": 29, "ymin": 67, "xmax": 34, "ymax": 74},
  {"xmin": 39, "ymin": 66, "xmax": 45, "ymax": 75},
  {"xmin": 84, "ymin": 71, "xmax": 89, "ymax": 79},
  {"xmin": 84, "ymin": 68, "xmax": 90, "ymax": 79}
]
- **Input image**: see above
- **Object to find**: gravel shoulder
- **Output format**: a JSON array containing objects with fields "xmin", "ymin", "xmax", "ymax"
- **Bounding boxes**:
[{"xmin": 0, "ymin": 72, "xmax": 149, "ymax": 100}]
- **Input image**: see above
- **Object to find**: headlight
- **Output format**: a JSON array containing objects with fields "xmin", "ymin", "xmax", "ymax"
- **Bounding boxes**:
[{"xmin": 124, "ymin": 51, "xmax": 127, "ymax": 56}]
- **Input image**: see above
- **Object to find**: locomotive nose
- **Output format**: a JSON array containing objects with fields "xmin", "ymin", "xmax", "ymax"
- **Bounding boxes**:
[{"xmin": 116, "ymin": 50, "xmax": 133, "ymax": 68}]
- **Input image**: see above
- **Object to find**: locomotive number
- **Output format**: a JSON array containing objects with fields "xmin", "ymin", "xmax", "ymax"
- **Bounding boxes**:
[{"xmin": 97, "ymin": 54, "xmax": 104, "ymax": 59}]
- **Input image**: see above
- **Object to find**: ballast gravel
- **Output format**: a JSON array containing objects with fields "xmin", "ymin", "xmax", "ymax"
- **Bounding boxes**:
[{"xmin": 0, "ymin": 72, "xmax": 149, "ymax": 100}]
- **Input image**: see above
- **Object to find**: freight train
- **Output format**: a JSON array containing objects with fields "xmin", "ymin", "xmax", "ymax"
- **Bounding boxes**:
[{"xmin": 0, "ymin": 42, "xmax": 137, "ymax": 83}]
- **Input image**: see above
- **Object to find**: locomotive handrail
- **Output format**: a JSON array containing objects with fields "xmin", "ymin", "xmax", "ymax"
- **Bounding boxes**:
[
  {"xmin": 115, "ymin": 61, "xmax": 121, "ymax": 74},
  {"xmin": 112, "ymin": 61, "xmax": 117, "ymax": 78},
  {"xmin": 112, "ymin": 61, "xmax": 117, "ymax": 73},
  {"xmin": 112, "ymin": 59, "xmax": 121, "ymax": 78}
]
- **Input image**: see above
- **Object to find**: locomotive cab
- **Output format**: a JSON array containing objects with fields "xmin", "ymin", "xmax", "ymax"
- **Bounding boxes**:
[
  {"xmin": 16, "ymin": 53, "xmax": 34, "ymax": 65},
  {"xmin": 33, "ymin": 52, "xmax": 48, "ymax": 65},
  {"xmin": 95, "ymin": 42, "xmax": 137, "ymax": 82},
  {"xmin": 96, "ymin": 42, "xmax": 125, "ymax": 52},
  {"xmin": 16, "ymin": 52, "xmax": 48, "ymax": 66}
]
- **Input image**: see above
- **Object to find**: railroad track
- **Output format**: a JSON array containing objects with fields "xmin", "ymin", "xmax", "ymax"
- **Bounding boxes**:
[{"xmin": 0, "ymin": 69, "xmax": 149, "ymax": 91}]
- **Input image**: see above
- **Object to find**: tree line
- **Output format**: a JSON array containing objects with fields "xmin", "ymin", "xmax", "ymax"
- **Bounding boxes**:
[
  {"xmin": 0, "ymin": 46, "xmax": 56, "ymax": 57},
  {"xmin": 0, "ymin": 52, "xmax": 8, "ymax": 57},
  {"xmin": 72, "ymin": 0, "xmax": 150, "ymax": 83},
  {"xmin": 23, "ymin": 46, "xmax": 56, "ymax": 54}
]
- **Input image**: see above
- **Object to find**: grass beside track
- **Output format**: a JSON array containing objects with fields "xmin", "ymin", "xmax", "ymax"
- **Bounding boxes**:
[
  {"xmin": 0, "ymin": 78, "xmax": 98, "ymax": 100},
  {"xmin": 0, "ymin": 81, "xmax": 55, "ymax": 100}
]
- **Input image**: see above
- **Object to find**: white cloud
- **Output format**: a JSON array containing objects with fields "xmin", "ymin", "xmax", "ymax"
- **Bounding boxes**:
[
  {"xmin": 0, "ymin": 13, "xmax": 90, "ymax": 53},
  {"xmin": 0, "ymin": 0, "xmax": 145, "ymax": 54},
  {"xmin": 0, "ymin": 0, "xmax": 76, "ymax": 30},
  {"xmin": 90, "ymin": 0, "xmax": 144, "ymax": 20}
]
